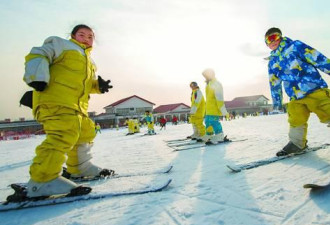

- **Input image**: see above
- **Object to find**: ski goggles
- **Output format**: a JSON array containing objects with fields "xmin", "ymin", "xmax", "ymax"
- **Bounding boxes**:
[{"xmin": 265, "ymin": 33, "xmax": 281, "ymax": 45}]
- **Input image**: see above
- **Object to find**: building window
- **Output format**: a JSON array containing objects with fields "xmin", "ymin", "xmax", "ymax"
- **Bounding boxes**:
[{"xmin": 116, "ymin": 108, "xmax": 130, "ymax": 115}]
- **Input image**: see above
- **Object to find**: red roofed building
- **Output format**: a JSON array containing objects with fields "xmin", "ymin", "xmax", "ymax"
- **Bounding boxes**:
[
  {"xmin": 104, "ymin": 95, "xmax": 155, "ymax": 116},
  {"xmin": 93, "ymin": 95, "xmax": 155, "ymax": 127},
  {"xmin": 225, "ymin": 95, "xmax": 271, "ymax": 115},
  {"xmin": 153, "ymin": 103, "xmax": 190, "ymax": 123}
]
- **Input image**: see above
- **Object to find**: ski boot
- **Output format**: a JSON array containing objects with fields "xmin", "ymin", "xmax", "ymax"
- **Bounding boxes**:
[
  {"xmin": 6, "ymin": 176, "xmax": 92, "ymax": 202},
  {"xmin": 187, "ymin": 134, "xmax": 198, "ymax": 140},
  {"xmin": 196, "ymin": 135, "xmax": 210, "ymax": 142},
  {"xmin": 276, "ymin": 142, "xmax": 307, "ymax": 157},
  {"xmin": 206, "ymin": 133, "xmax": 226, "ymax": 145},
  {"xmin": 187, "ymin": 125, "xmax": 198, "ymax": 140},
  {"xmin": 62, "ymin": 166, "xmax": 115, "ymax": 180}
]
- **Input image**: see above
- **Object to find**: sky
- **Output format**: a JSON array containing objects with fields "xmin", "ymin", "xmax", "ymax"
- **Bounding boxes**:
[{"xmin": 1, "ymin": 0, "xmax": 330, "ymax": 120}]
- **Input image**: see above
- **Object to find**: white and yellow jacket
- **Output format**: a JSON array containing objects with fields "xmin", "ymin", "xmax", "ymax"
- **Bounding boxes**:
[
  {"xmin": 23, "ymin": 36, "xmax": 101, "ymax": 116},
  {"xmin": 190, "ymin": 88, "xmax": 205, "ymax": 118},
  {"xmin": 205, "ymin": 79, "xmax": 227, "ymax": 116}
]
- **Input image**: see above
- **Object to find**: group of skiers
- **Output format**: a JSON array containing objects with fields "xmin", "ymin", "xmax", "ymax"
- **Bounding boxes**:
[
  {"xmin": 11, "ymin": 24, "xmax": 329, "ymax": 201},
  {"xmin": 125, "ymin": 111, "xmax": 156, "ymax": 135},
  {"xmin": 189, "ymin": 27, "xmax": 330, "ymax": 154},
  {"xmin": 188, "ymin": 69, "xmax": 228, "ymax": 145}
]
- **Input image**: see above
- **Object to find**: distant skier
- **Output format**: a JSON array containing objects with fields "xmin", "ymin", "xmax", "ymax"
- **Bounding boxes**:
[
  {"xmin": 201, "ymin": 68, "xmax": 228, "ymax": 144},
  {"xmin": 133, "ymin": 117, "xmax": 140, "ymax": 133},
  {"xmin": 142, "ymin": 110, "xmax": 156, "ymax": 135},
  {"xmin": 172, "ymin": 116, "xmax": 178, "ymax": 125},
  {"xmin": 188, "ymin": 81, "xmax": 206, "ymax": 141},
  {"xmin": 95, "ymin": 123, "xmax": 101, "ymax": 134},
  {"xmin": 124, "ymin": 118, "xmax": 135, "ymax": 135},
  {"xmin": 160, "ymin": 117, "xmax": 167, "ymax": 130},
  {"xmin": 19, "ymin": 24, "xmax": 114, "ymax": 199},
  {"xmin": 265, "ymin": 27, "xmax": 330, "ymax": 156}
]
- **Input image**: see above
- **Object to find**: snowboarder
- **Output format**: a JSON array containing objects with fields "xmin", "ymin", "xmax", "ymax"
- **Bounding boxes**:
[
  {"xmin": 188, "ymin": 81, "xmax": 206, "ymax": 141},
  {"xmin": 201, "ymin": 68, "xmax": 228, "ymax": 144},
  {"xmin": 20, "ymin": 24, "xmax": 114, "ymax": 199},
  {"xmin": 265, "ymin": 27, "xmax": 330, "ymax": 156}
]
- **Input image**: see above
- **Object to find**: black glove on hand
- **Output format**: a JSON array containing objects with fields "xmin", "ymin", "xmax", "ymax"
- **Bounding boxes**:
[
  {"xmin": 28, "ymin": 81, "xmax": 47, "ymax": 92},
  {"xmin": 19, "ymin": 91, "xmax": 33, "ymax": 109},
  {"xmin": 98, "ymin": 75, "xmax": 112, "ymax": 93}
]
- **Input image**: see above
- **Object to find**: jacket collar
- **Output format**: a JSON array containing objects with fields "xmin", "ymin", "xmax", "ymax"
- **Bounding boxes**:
[{"xmin": 70, "ymin": 39, "xmax": 93, "ymax": 53}]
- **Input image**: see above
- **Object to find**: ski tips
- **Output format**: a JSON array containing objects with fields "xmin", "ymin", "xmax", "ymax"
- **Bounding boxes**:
[
  {"xmin": 303, "ymin": 183, "xmax": 330, "ymax": 190},
  {"xmin": 226, "ymin": 165, "xmax": 241, "ymax": 173}
]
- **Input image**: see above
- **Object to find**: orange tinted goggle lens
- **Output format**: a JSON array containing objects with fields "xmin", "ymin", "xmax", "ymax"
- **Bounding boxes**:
[{"xmin": 265, "ymin": 33, "xmax": 281, "ymax": 44}]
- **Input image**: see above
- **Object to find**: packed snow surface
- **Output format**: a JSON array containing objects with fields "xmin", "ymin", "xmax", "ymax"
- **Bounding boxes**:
[{"xmin": 0, "ymin": 114, "xmax": 329, "ymax": 225}]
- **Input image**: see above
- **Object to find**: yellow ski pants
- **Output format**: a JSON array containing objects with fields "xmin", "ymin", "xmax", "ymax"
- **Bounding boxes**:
[
  {"xmin": 30, "ymin": 105, "xmax": 96, "ymax": 182},
  {"xmin": 287, "ymin": 88, "xmax": 330, "ymax": 148},
  {"xmin": 190, "ymin": 115, "xmax": 206, "ymax": 136},
  {"xmin": 147, "ymin": 122, "xmax": 154, "ymax": 131}
]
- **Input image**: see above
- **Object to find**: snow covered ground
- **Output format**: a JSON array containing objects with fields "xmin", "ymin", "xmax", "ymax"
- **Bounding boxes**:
[{"xmin": 0, "ymin": 114, "xmax": 329, "ymax": 225}]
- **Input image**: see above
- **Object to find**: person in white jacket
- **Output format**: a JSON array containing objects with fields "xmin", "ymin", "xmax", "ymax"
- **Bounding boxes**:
[{"xmin": 202, "ymin": 68, "xmax": 228, "ymax": 144}]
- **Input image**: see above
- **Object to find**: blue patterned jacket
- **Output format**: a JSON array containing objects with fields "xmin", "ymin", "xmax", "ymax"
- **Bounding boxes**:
[{"xmin": 268, "ymin": 37, "xmax": 330, "ymax": 107}]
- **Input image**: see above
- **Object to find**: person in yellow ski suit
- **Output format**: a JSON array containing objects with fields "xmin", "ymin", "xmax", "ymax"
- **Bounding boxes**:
[
  {"xmin": 95, "ymin": 123, "xmax": 101, "ymax": 134},
  {"xmin": 201, "ymin": 68, "xmax": 228, "ymax": 144},
  {"xmin": 22, "ymin": 24, "xmax": 113, "ymax": 198},
  {"xmin": 189, "ymin": 82, "xmax": 206, "ymax": 141},
  {"xmin": 143, "ymin": 111, "xmax": 156, "ymax": 135},
  {"xmin": 124, "ymin": 118, "xmax": 135, "ymax": 135}
]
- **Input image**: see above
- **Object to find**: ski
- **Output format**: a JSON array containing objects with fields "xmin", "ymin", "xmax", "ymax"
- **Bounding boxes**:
[
  {"xmin": 167, "ymin": 140, "xmax": 199, "ymax": 147},
  {"xmin": 303, "ymin": 182, "xmax": 330, "ymax": 190},
  {"xmin": 141, "ymin": 133, "xmax": 157, "ymax": 136},
  {"xmin": 12, "ymin": 165, "xmax": 173, "ymax": 186},
  {"xmin": 73, "ymin": 165, "xmax": 173, "ymax": 182},
  {"xmin": 0, "ymin": 179, "xmax": 172, "ymax": 212},
  {"xmin": 164, "ymin": 138, "xmax": 190, "ymax": 143},
  {"xmin": 173, "ymin": 139, "xmax": 247, "ymax": 151},
  {"xmin": 227, "ymin": 144, "xmax": 330, "ymax": 173}
]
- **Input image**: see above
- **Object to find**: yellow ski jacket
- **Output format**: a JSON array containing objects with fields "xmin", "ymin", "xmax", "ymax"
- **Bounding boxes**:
[
  {"xmin": 23, "ymin": 36, "xmax": 101, "ymax": 116},
  {"xmin": 190, "ymin": 88, "xmax": 205, "ymax": 118},
  {"xmin": 205, "ymin": 79, "xmax": 227, "ymax": 116}
]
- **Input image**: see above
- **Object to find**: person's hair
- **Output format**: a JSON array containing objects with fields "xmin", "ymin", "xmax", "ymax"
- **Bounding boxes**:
[
  {"xmin": 265, "ymin": 27, "xmax": 282, "ymax": 37},
  {"xmin": 71, "ymin": 24, "xmax": 94, "ymax": 37}
]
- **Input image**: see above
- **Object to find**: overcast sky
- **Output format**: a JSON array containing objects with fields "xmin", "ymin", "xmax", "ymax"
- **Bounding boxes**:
[{"xmin": 1, "ymin": 0, "xmax": 330, "ymax": 120}]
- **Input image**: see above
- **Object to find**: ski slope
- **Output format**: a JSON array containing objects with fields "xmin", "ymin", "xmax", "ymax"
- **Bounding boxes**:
[{"xmin": 0, "ymin": 114, "xmax": 329, "ymax": 225}]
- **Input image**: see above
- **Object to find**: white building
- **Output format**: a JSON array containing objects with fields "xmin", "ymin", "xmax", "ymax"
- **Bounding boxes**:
[
  {"xmin": 94, "ymin": 95, "xmax": 155, "ymax": 127},
  {"xmin": 153, "ymin": 103, "xmax": 190, "ymax": 123}
]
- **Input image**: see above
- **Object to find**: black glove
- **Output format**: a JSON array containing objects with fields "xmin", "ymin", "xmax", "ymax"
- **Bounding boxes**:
[
  {"xmin": 19, "ymin": 91, "xmax": 33, "ymax": 109},
  {"xmin": 98, "ymin": 75, "xmax": 112, "ymax": 93},
  {"xmin": 28, "ymin": 81, "xmax": 47, "ymax": 92}
]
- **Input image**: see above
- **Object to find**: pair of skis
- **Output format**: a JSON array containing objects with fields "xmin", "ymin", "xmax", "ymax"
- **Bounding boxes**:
[
  {"xmin": 0, "ymin": 165, "xmax": 173, "ymax": 212},
  {"xmin": 226, "ymin": 144, "xmax": 330, "ymax": 172},
  {"xmin": 226, "ymin": 143, "xmax": 330, "ymax": 190},
  {"xmin": 166, "ymin": 138, "xmax": 248, "ymax": 151}
]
